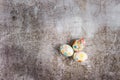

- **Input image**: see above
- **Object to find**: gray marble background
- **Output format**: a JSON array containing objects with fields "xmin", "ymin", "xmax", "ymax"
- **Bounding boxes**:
[{"xmin": 0, "ymin": 0, "xmax": 120, "ymax": 80}]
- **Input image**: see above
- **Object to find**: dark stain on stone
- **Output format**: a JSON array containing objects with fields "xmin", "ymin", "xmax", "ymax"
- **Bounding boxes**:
[
  {"xmin": 11, "ymin": 15, "xmax": 17, "ymax": 21},
  {"xmin": 10, "ymin": 9, "xmax": 18, "ymax": 21}
]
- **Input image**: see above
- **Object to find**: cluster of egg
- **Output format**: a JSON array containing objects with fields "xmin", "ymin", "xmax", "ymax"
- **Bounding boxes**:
[{"xmin": 60, "ymin": 38, "xmax": 88, "ymax": 62}]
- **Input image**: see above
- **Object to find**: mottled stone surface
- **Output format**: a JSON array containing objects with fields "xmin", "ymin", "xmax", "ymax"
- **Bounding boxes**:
[{"xmin": 0, "ymin": 0, "xmax": 120, "ymax": 80}]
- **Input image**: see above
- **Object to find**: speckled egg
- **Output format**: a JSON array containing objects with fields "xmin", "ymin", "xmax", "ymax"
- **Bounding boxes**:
[
  {"xmin": 60, "ymin": 44, "xmax": 74, "ymax": 57},
  {"xmin": 72, "ymin": 38, "xmax": 85, "ymax": 52},
  {"xmin": 73, "ymin": 51, "xmax": 88, "ymax": 62}
]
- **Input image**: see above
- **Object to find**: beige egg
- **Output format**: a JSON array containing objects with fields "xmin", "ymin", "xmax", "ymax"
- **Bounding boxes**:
[
  {"xmin": 73, "ymin": 51, "xmax": 88, "ymax": 62},
  {"xmin": 60, "ymin": 44, "xmax": 74, "ymax": 57}
]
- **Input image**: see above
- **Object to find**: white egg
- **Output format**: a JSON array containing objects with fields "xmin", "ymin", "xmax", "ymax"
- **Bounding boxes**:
[
  {"xmin": 60, "ymin": 44, "xmax": 74, "ymax": 57},
  {"xmin": 73, "ymin": 51, "xmax": 88, "ymax": 62}
]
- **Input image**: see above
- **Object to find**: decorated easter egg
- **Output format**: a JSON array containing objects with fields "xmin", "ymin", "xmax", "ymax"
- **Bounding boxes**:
[
  {"xmin": 72, "ymin": 38, "xmax": 85, "ymax": 51},
  {"xmin": 73, "ymin": 51, "xmax": 88, "ymax": 62},
  {"xmin": 60, "ymin": 44, "xmax": 74, "ymax": 57}
]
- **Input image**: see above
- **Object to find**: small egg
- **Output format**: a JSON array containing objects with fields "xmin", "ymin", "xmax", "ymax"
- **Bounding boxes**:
[
  {"xmin": 73, "ymin": 52, "xmax": 88, "ymax": 62},
  {"xmin": 60, "ymin": 44, "xmax": 74, "ymax": 57},
  {"xmin": 72, "ymin": 39, "xmax": 85, "ymax": 51}
]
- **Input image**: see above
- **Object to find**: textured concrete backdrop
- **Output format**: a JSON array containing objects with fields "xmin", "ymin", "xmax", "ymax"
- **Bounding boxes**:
[{"xmin": 0, "ymin": 0, "xmax": 120, "ymax": 80}]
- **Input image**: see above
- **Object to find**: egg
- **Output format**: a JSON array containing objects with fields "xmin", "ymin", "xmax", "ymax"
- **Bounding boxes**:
[
  {"xmin": 73, "ymin": 51, "xmax": 88, "ymax": 62},
  {"xmin": 72, "ymin": 38, "xmax": 85, "ymax": 51},
  {"xmin": 60, "ymin": 44, "xmax": 74, "ymax": 57}
]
